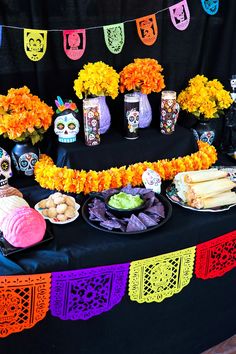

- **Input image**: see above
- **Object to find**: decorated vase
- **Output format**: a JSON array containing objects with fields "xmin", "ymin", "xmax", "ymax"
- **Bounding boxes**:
[
  {"xmin": 133, "ymin": 92, "xmax": 152, "ymax": 128},
  {"xmin": 11, "ymin": 140, "xmax": 40, "ymax": 176}
]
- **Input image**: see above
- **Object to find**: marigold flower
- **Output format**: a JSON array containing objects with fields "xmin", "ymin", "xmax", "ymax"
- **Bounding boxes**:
[
  {"xmin": 119, "ymin": 58, "xmax": 165, "ymax": 94},
  {"xmin": 74, "ymin": 61, "xmax": 119, "ymax": 99},
  {"xmin": 0, "ymin": 86, "xmax": 53, "ymax": 145},
  {"xmin": 34, "ymin": 142, "xmax": 217, "ymax": 194},
  {"xmin": 177, "ymin": 75, "xmax": 232, "ymax": 119}
]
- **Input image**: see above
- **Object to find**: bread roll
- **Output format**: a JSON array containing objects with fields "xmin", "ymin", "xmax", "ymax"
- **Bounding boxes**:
[{"xmin": 2, "ymin": 206, "xmax": 46, "ymax": 247}]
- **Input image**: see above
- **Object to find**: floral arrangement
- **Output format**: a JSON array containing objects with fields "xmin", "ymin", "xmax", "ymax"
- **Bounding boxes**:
[
  {"xmin": 34, "ymin": 141, "xmax": 217, "ymax": 194},
  {"xmin": 73, "ymin": 61, "xmax": 119, "ymax": 99},
  {"xmin": 119, "ymin": 58, "xmax": 165, "ymax": 94},
  {"xmin": 177, "ymin": 75, "xmax": 233, "ymax": 119},
  {"xmin": 0, "ymin": 86, "xmax": 53, "ymax": 145}
]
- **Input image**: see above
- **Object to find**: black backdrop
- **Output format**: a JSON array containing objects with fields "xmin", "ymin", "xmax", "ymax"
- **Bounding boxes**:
[{"xmin": 0, "ymin": 0, "xmax": 235, "ymax": 133}]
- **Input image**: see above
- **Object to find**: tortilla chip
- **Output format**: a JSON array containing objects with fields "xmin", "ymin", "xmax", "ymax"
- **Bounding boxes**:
[
  {"xmin": 138, "ymin": 212, "xmax": 158, "ymax": 227},
  {"xmin": 126, "ymin": 214, "xmax": 147, "ymax": 232}
]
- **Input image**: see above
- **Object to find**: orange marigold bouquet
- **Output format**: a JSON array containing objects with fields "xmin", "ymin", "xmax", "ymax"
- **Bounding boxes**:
[
  {"xmin": 0, "ymin": 86, "xmax": 54, "ymax": 145},
  {"xmin": 119, "ymin": 58, "xmax": 165, "ymax": 94}
]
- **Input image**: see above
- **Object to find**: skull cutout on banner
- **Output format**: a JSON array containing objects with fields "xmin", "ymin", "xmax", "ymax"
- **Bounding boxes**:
[
  {"xmin": 201, "ymin": 0, "xmax": 219, "ymax": 15},
  {"xmin": 24, "ymin": 29, "xmax": 47, "ymax": 61},
  {"xmin": 169, "ymin": 0, "xmax": 190, "ymax": 31},
  {"xmin": 0, "ymin": 147, "xmax": 12, "ymax": 187},
  {"xmin": 63, "ymin": 29, "xmax": 86, "ymax": 60}
]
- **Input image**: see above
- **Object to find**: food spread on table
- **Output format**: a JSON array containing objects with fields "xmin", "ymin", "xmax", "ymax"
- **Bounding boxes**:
[
  {"xmin": 172, "ymin": 168, "xmax": 236, "ymax": 209},
  {"xmin": 86, "ymin": 186, "xmax": 167, "ymax": 233},
  {"xmin": 35, "ymin": 192, "xmax": 80, "ymax": 224}
]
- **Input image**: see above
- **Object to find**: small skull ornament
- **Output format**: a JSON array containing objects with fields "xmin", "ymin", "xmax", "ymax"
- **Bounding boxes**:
[
  {"xmin": 54, "ymin": 109, "xmax": 80, "ymax": 143},
  {"xmin": 0, "ymin": 147, "xmax": 12, "ymax": 187},
  {"xmin": 0, "ymin": 292, "xmax": 22, "ymax": 324}
]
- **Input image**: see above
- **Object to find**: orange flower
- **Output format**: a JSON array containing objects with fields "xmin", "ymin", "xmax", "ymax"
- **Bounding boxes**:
[
  {"xmin": 119, "ymin": 58, "xmax": 165, "ymax": 94},
  {"xmin": 34, "ymin": 142, "xmax": 217, "ymax": 194},
  {"xmin": 0, "ymin": 86, "xmax": 53, "ymax": 145}
]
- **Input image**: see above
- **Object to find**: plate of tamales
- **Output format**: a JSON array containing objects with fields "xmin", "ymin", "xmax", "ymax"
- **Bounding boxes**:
[{"xmin": 166, "ymin": 167, "xmax": 236, "ymax": 212}]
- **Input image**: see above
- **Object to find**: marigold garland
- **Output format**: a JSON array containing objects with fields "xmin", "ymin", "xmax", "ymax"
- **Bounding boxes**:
[{"xmin": 34, "ymin": 141, "xmax": 217, "ymax": 194}]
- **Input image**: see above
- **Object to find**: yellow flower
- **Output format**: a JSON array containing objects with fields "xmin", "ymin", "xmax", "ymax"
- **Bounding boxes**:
[
  {"xmin": 177, "ymin": 75, "xmax": 233, "ymax": 119},
  {"xmin": 74, "ymin": 61, "xmax": 119, "ymax": 99}
]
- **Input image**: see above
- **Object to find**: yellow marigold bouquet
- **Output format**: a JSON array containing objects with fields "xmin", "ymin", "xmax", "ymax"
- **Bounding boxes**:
[
  {"xmin": 177, "ymin": 75, "xmax": 233, "ymax": 119},
  {"xmin": 0, "ymin": 86, "xmax": 53, "ymax": 145},
  {"xmin": 73, "ymin": 61, "xmax": 119, "ymax": 99},
  {"xmin": 119, "ymin": 58, "xmax": 165, "ymax": 94}
]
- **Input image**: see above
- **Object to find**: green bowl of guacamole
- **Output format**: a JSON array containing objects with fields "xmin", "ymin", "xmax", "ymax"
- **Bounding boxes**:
[{"xmin": 106, "ymin": 192, "xmax": 146, "ymax": 218}]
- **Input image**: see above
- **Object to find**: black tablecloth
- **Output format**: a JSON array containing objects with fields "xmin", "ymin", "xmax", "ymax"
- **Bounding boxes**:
[{"xmin": 51, "ymin": 125, "xmax": 198, "ymax": 170}]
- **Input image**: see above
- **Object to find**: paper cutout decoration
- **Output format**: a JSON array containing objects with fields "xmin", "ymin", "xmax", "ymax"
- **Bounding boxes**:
[
  {"xmin": 195, "ymin": 231, "xmax": 236, "ymax": 279},
  {"xmin": 63, "ymin": 29, "xmax": 86, "ymax": 60},
  {"xmin": 201, "ymin": 0, "xmax": 219, "ymax": 15},
  {"xmin": 136, "ymin": 14, "xmax": 158, "ymax": 46},
  {"xmin": 24, "ymin": 29, "xmax": 47, "ymax": 61},
  {"xmin": 50, "ymin": 263, "xmax": 129, "ymax": 320},
  {"xmin": 129, "ymin": 246, "xmax": 195, "ymax": 303},
  {"xmin": 169, "ymin": 0, "xmax": 190, "ymax": 31},
  {"xmin": 103, "ymin": 23, "xmax": 125, "ymax": 54},
  {"xmin": 0, "ymin": 273, "xmax": 51, "ymax": 338}
]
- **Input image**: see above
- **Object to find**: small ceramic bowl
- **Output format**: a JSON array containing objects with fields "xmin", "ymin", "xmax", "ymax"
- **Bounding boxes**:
[{"xmin": 105, "ymin": 192, "xmax": 146, "ymax": 218}]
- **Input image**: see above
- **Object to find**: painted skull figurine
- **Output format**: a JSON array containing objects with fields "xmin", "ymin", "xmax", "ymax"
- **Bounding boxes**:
[
  {"xmin": 54, "ymin": 110, "xmax": 80, "ymax": 143},
  {"xmin": 54, "ymin": 97, "xmax": 80, "ymax": 143},
  {"xmin": 0, "ymin": 147, "xmax": 12, "ymax": 187}
]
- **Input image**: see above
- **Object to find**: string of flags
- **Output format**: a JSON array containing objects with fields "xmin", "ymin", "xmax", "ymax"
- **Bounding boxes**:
[
  {"xmin": 0, "ymin": 229, "xmax": 235, "ymax": 338},
  {"xmin": 0, "ymin": 0, "xmax": 219, "ymax": 61}
]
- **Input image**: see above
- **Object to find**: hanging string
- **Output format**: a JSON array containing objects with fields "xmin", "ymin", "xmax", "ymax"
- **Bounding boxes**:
[{"xmin": 0, "ymin": 4, "xmax": 173, "ymax": 32}]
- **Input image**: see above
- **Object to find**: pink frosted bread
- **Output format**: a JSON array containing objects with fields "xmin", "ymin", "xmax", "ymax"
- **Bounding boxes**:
[
  {"xmin": 0, "ymin": 185, "xmax": 23, "ymax": 198},
  {"xmin": 1, "ymin": 206, "xmax": 46, "ymax": 248},
  {"xmin": 0, "ymin": 196, "xmax": 29, "ymax": 227}
]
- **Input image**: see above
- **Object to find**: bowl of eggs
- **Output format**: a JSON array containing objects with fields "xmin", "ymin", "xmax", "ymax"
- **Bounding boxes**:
[{"xmin": 34, "ymin": 192, "xmax": 80, "ymax": 224}]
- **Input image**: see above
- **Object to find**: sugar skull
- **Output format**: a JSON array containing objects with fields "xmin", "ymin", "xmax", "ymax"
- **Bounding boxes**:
[
  {"xmin": 0, "ymin": 147, "xmax": 12, "ymax": 187},
  {"xmin": 24, "ymin": 29, "xmax": 47, "ymax": 61},
  {"xmin": 142, "ymin": 168, "xmax": 161, "ymax": 193},
  {"xmin": 0, "ymin": 292, "xmax": 22, "ymax": 325},
  {"xmin": 174, "ymin": 5, "xmax": 185, "ymax": 22},
  {"xmin": 15, "ymin": 153, "xmax": 38, "ymax": 176},
  {"xmin": 68, "ymin": 32, "xmax": 81, "ymax": 49},
  {"xmin": 54, "ymin": 109, "xmax": 80, "ymax": 143},
  {"xmin": 126, "ymin": 108, "xmax": 139, "ymax": 133}
]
